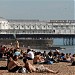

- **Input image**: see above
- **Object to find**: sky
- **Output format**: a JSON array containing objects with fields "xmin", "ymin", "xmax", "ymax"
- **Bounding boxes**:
[{"xmin": 0, "ymin": 0, "xmax": 74, "ymax": 20}]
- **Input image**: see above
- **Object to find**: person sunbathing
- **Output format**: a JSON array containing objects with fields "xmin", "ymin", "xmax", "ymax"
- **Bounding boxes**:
[
  {"xmin": 8, "ymin": 55, "xmax": 22, "ymax": 72},
  {"xmin": 23, "ymin": 58, "xmax": 59, "ymax": 74},
  {"xmin": 33, "ymin": 52, "xmax": 45, "ymax": 64}
]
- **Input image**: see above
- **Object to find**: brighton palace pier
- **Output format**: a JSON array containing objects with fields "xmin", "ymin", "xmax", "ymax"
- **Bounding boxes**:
[{"xmin": 0, "ymin": 17, "xmax": 75, "ymax": 48}]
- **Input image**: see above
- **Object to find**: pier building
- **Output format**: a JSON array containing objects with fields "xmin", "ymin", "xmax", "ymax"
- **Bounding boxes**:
[{"xmin": 0, "ymin": 17, "xmax": 75, "ymax": 46}]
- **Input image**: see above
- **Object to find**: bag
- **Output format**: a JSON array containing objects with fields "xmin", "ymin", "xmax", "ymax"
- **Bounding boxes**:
[{"xmin": 18, "ymin": 67, "xmax": 27, "ymax": 73}]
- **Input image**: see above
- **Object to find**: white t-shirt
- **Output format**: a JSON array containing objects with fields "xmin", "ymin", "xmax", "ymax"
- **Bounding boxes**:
[{"xmin": 27, "ymin": 51, "xmax": 34, "ymax": 59}]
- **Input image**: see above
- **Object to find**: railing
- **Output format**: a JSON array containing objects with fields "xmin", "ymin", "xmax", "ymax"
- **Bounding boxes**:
[{"xmin": 0, "ymin": 28, "xmax": 75, "ymax": 34}]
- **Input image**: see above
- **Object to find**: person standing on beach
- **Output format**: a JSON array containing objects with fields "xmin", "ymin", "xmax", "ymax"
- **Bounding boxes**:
[{"xmin": 15, "ymin": 40, "xmax": 19, "ymax": 49}]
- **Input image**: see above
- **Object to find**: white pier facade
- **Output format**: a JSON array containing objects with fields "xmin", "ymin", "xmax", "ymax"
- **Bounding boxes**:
[
  {"xmin": 0, "ymin": 18, "xmax": 75, "ymax": 35},
  {"xmin": 8, "ymin": 20, "xmax": 75, "ymax": 34}
]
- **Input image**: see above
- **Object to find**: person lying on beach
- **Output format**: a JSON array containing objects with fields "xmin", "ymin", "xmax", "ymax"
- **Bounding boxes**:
[
  {"xmin": 7, "ymin": 55, "xmax": 22, "ymax": 72},
  {"xmin": 65, "ymin": 53, "xmax": 71, "ymax": 62},
  {"xmin": 59, "ymin": 53, "xmax": 71, "ymax": 62},
  {"xmin": 23, "ymin": 58, "xmax": 59, "ymax": 74},
  {"xmin": 33, "ymin": 52, "xmax": 45, "ymax": 64}
]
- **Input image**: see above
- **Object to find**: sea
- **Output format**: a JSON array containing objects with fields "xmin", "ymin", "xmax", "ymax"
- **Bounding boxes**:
[{"xmin": 35, "ymin": 38, "xmax": 75, "ymax": 54}]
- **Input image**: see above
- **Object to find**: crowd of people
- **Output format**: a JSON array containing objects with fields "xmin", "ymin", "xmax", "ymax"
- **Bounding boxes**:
[{"xmin": 0, "ymin": 41, "xmax": 75, "ymax": 74}]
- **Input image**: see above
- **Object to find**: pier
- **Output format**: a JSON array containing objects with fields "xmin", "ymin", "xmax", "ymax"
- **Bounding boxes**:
[{"xmin": 0, "ymin": 18, "xmax": 75, "ymax": 46}]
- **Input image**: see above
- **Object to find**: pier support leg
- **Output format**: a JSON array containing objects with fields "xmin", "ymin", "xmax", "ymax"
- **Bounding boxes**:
[{"xmin": 63, "ymin": 37, "xmax": 74, "ymax": 46}]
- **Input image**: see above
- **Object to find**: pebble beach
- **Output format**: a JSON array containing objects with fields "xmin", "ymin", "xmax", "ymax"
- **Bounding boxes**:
[{"xmin": 0, "ymin": 60, "xmax": 75, "ymax": 75}]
